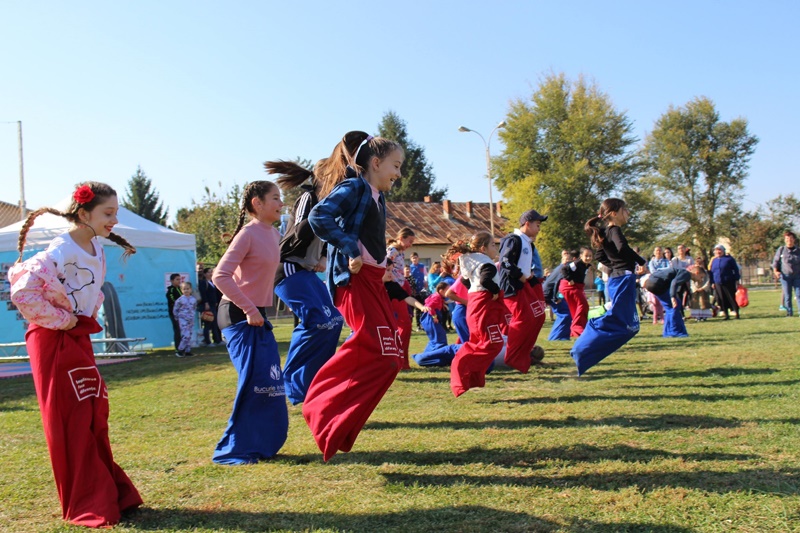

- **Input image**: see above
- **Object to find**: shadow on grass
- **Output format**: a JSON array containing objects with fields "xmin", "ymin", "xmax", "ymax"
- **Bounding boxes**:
[
  {"xmin": 281, "ymin": 443, "xmax": 757, "ymax": 468},
  {"xmin": 381, "ymin": 467, "xmax": 800, "ymax": 495},
  {"xmin": 365, "ymin": 413, "xmax": 743, "ymax": 432},
  {"xmin": 571, "ymin": 366, "xmax": 780, "ymax": 380},
  {"xmin": 618, "ymin": 378, "xmax": 800, "ymax": 390},
  {"xmin": 124, "ymin": 505, "xmax": 694, "ymax": 533},
  {"xmin": 486, "ymin": 392, "xmax": 756, "ymax": 405}
]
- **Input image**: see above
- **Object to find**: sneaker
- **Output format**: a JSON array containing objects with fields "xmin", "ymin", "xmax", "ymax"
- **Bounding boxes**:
[
  {"xmin": 213, "ymin": 341, "xmax": 225, "ymax": 347},
  {"xmin": 183, "ymin": 350, "xmax": 196, "ymax": 357},
  {"xmin": 176, "ymin": 350, "xmax": 185, "ymax": 357}
]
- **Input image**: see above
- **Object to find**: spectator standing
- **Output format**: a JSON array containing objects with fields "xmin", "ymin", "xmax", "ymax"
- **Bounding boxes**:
[
  {"xmin": 773, "ymin": 230, "xmax": 800, "ymax": 317},
  {"xmin": 166, "ymin": 273, "xmax": 182, "ymax": 349},
  {"xmin": 199, "ymin": 267, "xmax": 223, "ymax": 346},
  {"xmin": 672, "ymin": 244, "xmax": 695, "ymax": 269},
  {"xmin": 708, "ymin": 244, "xmax": 741, "ymax": 320}
]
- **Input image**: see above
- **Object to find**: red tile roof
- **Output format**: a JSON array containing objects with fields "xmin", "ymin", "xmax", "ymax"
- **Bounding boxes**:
[
  {"xmin": 385, "ymin": 199, "xmax": 507, "ymax": 244},
  {"xmin": 0, "ymin": 200, "xmax": 23, "ymax": 229}
]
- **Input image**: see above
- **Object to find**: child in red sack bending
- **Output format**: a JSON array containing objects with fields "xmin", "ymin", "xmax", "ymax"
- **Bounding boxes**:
[{"xmin": 8, "ymin": 182, "xmax": 142, "ymax": 528}]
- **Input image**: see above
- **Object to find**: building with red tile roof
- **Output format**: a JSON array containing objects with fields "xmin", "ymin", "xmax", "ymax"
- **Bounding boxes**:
[
  {"xmin": 385, "ymin": 197, "xmax": 506, "ymax": 267},
  {"xmin": 0, "ymin": 200, "xmax": 23, "ymax": 230}
]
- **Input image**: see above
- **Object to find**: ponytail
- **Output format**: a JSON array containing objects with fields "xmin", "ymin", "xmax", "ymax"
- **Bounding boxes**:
[
  {"xmin": 17, "ymin": 207, "xmax": 64, "ymax": 262},
  {"xmin": 585, "ymin": 198, "xmax": 627, "ymax": 250},
  {"xmin": 387, "ymin": 227, "xmax": 415, "ymax": 249},
  {"xmin": 264, "ymin": 160, "xmax": 317, "ymax": 194}
]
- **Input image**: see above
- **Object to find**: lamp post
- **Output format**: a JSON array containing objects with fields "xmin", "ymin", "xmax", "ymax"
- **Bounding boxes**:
[
  {"xmin": 458, "ymin": 121, "xmax": 506, "ymax": 239},
  {"xmin": 1, "ymin": 120, "xmax": 26, "ymax": 219}
]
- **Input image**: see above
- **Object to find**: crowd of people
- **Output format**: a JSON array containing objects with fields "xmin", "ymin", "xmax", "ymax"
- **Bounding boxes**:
[{"xmin": 6, "ymin": 131, "xmax": 797, "ymax": 527}]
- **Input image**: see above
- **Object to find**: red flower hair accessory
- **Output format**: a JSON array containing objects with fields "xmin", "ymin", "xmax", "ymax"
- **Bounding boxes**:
[{"xmin": 73, "ymin": 185, "xmax": 95, "ymax": 204}]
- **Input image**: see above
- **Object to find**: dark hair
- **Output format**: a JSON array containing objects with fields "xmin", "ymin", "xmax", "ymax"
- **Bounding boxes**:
[
  {"xmin": 387, "ymin": 227, "xmax": 415, "ymax": 249},
  {"xmin": 314, "ymin": 131, "xmax": 403, "ymax": 199},
  {"xmin": 228, "ymin": 180, "xmax": 279, "ymax": 244},
  {"xmin": 785, "ymin": 230, "xmax": 798, "ymax": 240},
  {"xmin": 580, "ymin": 246, "xmax": 593, "ymax": 255},
  {"xmin": 264, "ymin": 160, "xmax": 317, "ymax": 195},
  {"xmin": 585, "ymin": 198, "xmax": 627, "ymax": 250},
  {"xmin": 16, "ymin": 181, "xmax": 136, "ymax": 262},
  {"xmin": 436, "ymin": 281, "xmax": 450, "ymax": 292},
  {"xmin": 443, "ymin": 231, "xmax": 494, "ymax": 258},
  {"xmin": 410, "ymin": 252, "xmax": 419, "ymax": 258},
  {"xmin": 170, "ymin": 273, "xmax": 181, "ymax": 281},
  {"xmin": 568, "ymin": 249, "xmax": 579, "ymax": 259}
]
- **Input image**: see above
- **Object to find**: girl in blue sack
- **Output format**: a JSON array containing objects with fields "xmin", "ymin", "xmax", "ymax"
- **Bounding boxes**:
[
  {"xmin": 571, "ymin": 198, "xmax": 647, "ymax": 375},
  {"xmin": 211, "ymin": 180, "xmax": 289, "ymax": 465}
]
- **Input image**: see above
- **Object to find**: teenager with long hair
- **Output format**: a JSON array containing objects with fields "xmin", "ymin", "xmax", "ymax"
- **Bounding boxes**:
[
  {"xmin": 571, "ymin": 198, "xmax": 647, "ymax": 375},
  {"xmin": 211, "ymin": 180, "xmax": 289, "ymax": 464},
  {"xmin": 8, "ymin": 182, "xmax": 141, "ymax": 527},
  {"xmin": 264, "ymin": 158, "xmax": 345, "ymax": 404},
  {"xmin": 304, "ymin": 131, "xmax": 405, "ymax": 461}
]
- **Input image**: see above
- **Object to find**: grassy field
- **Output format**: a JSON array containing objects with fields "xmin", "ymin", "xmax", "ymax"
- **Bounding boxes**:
[{"xmin": 1, "ymin": 290, "xmax": 798, "ymax": 532}]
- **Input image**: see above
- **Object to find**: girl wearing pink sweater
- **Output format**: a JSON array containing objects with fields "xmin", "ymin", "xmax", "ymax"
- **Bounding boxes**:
[{"xmin": 211, "ymin": 180, "xmax": 289, "ymax": 465}]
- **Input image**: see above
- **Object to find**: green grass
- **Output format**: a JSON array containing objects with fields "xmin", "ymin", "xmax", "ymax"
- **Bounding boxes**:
[{"xmin": 1, "ymin": 290, "xmax": 799, "ymax": 532}]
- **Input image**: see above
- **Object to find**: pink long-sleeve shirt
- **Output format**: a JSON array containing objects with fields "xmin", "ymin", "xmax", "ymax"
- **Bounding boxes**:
[{"xmin": 212, "ymin": 219, "xmax": 280, "ymax": 318}]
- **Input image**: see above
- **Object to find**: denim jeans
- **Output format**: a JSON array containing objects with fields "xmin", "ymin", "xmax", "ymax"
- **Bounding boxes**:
[{"xmin": 780, "ymin": 273, "xmax": 800, "ymax": 315}]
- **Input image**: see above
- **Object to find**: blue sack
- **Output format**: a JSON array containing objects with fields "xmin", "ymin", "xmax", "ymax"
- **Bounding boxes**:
[
  {"xmin": 274, "ymin": 269, "xmax": 344, "ymax": 404},
  {"xmin": 571, "ymin": 273, "xmax": 640, "ymax": 375},
  {"xmin": 655, "ymin": 291, "xmax": 689, "ymax": 338},
  {"xmin": 548, "ymin": 300, "xmax": 572, "ymax": 341},
  {"xmin": 413, "ymin": 312, "xmax": 461, "ymax": 366},
  {"xmin": 213, "ymin": 320, "xmax": 289, "ymax": 465}
]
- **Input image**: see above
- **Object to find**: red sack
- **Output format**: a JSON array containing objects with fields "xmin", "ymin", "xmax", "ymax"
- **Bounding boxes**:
[{"xmin": 735, "ymin": 285, "xmax": 749, "ymax": 308}]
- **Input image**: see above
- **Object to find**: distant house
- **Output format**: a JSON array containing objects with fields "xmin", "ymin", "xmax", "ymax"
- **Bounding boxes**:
[
  {"xmin": 385, "ymin": 197, "xmax": 506, "ymax": 267},
  {"xmin": 0, "ymin": 201, "xmax": 23, "ymax": 229}
]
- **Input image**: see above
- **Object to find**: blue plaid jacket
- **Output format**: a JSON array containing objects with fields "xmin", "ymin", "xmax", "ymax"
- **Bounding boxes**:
[{"xmin": 308, "ymin": 175, "xmax": 385, "ymax": 301}]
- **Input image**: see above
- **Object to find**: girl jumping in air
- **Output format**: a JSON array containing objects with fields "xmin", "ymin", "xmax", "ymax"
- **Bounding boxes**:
[
  {"xmin": 571, "ymin": 198, "xmax": 647, "ymax": 375},
  {"xmin": 211, "ymin": 180, "xmax": 289, "ymax": 465},
  {"xmin": 8, "ymin": 182, "xmax": 142, "ymax": 528},
  {"xmin": 305, "ymin": 131, "xmax": 405, "ymax": 461},
  {"xmin": 264, "ymin": 159, "xmax": 345, "ymax": 405}
]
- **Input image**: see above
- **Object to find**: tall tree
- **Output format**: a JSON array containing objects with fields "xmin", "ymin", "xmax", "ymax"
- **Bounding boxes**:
[
  {"xmin": 730, "ymin": 194, "xmax": 800, "ymax": 262},
  {"xmin": 493, "ymin": 73, "xmax": 640, "ymax": 266},
  {"xmin": 377, "ymin": 111, "xmax": 447, "ymax": 202},
  {"xmin": 641, "ymin": 96, "xmax": 759, "ymax": 263},
  {"xmin": 122, "ymin": 166, "xmax": 168, "ymax": 225},
  {"xmin": 173, "ymin": 182, "xmax": 242, "ymax": 264}
]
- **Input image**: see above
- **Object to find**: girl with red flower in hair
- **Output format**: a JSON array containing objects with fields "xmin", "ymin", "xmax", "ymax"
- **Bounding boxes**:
[{"xmin": 8, "ymin": 182, "xmax": 142, "ymax": 528}]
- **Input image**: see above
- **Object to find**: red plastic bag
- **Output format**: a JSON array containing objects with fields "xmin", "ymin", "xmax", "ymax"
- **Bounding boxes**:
[{"xmin": 735, "ymin": 285, "xmax": 749, "ymax": 308}]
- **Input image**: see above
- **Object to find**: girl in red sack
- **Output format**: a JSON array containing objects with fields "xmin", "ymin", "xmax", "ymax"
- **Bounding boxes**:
[
  {"xmin": 305, "ymin": 131, "xmax": 405, "ymax": 461},
  {"xmin": 386, "ymin": 227, "xmax": 416, "ymax": 369},
  {"xmin": 449, "ymin": 231, "xmax": 505, "ymax": 397},
  {"xmin": 559, "ymin": 247, "xmax": 594, "ymax": 337},
  {"xmin": 8, "ymin": 182, "xmax": 142, "ymax": 528}
]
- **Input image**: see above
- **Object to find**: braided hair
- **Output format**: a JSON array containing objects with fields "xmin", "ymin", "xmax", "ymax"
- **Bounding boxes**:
[
  {"xmin": 16, "ymin": 181, "xmax": 136, "ymax": 262},
  {"xmin": 227, "ymin": 180, "xmax": 279, "ymax": 244}
]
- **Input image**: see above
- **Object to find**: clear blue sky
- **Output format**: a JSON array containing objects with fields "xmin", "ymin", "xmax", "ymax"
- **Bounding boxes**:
[{"xmin": 1, "ymin": 1, "xmax": 797, "ymax": 223}]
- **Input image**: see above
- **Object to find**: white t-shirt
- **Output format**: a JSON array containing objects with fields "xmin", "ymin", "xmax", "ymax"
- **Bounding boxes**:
[
  {"xmin": 46, "ymin": 233, "xmax": 105, "ymax": 317},
  {"xmin": 459, "ymin": 252, "xmax": 499, "ymax": 293}
]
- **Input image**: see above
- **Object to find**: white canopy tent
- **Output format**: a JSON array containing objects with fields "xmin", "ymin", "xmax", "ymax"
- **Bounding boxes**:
[{"xmin": 0, "ymin": 198, "xmax": 196, "ymax": 351}]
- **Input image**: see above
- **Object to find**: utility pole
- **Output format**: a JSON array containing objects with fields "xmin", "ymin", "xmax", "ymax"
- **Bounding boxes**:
[{"xmin": 18, "ymin": 121, "xmax": 26, "ymax": 220}]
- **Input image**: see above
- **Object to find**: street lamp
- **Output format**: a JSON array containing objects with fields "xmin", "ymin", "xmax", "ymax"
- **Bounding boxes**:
[{"xmin": 458, "ymin": 121, "xmax": 506, "ymax": 239}]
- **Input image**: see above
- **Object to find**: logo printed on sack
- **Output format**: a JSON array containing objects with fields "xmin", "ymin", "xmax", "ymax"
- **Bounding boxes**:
[
  {"xmin": 254, "ymin": 384, "xmax": 286, "ymax": 397},
  {"xmin": 269, "ymin": 364, "xmax": 282, "ymax": 381},
  {"xmin": 323, "ymin": 305, "xmax": 332, "ymax": 318},
  {"xmin": 505, "ymin": 313, "xmax": 513, "ymax": 325},
  {"xmin": 68, "ymin": 366, "xmax": 103, "ymax": 401},
  {"xmin": 530, "ymin": 300, "xmax": 546, "ymax": 317},
  {"xmin": 376, "ymin": 326, "xmax": 400, "ymax": 357},
  {"xmin": 487, "ymin": 324, "xmax": 504, "ymax": 344}
]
